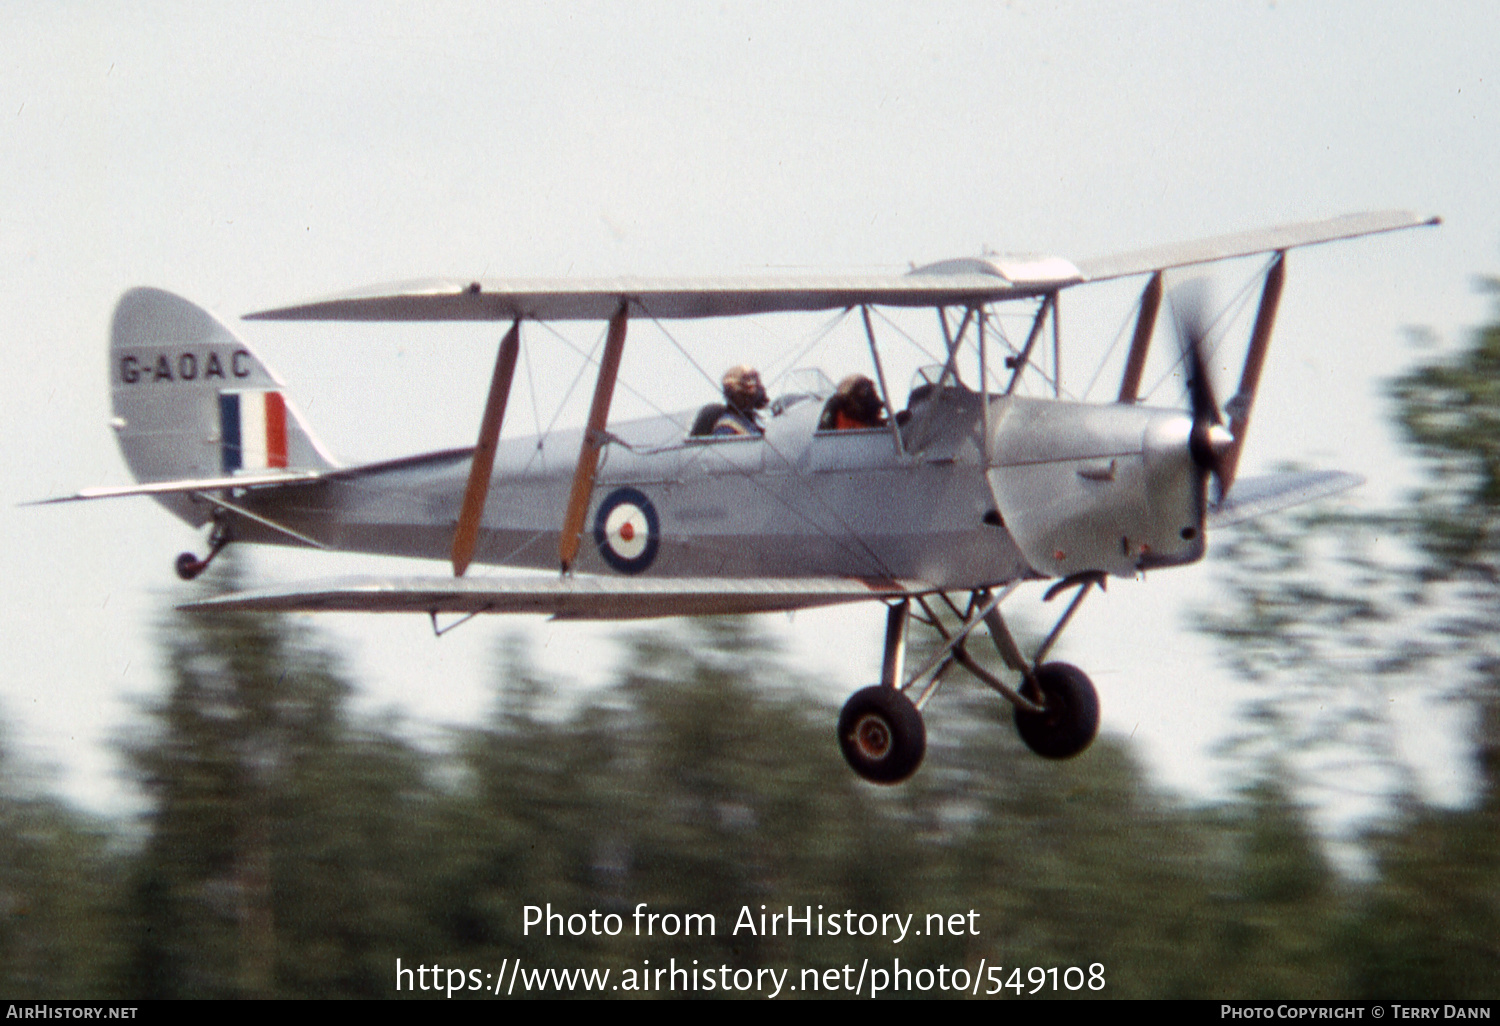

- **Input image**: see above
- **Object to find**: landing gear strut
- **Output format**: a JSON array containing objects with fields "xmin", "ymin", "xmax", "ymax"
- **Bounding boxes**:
[
  {"xmin": 838, "ymin": 601, "xmax": 927, "ymax": 784},
  {"xmin": 836, "ymin": 573, "xmax": 1104, "ymax": 782},
  {"xmin": 175, "ymin": 512, "xmax": 232, "ymax": 581}
]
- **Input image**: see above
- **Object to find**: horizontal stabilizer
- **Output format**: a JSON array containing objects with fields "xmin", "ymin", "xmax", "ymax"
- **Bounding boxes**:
[
  {"xmin": 181, "ymin": 574, "xmax": 929, "ymax": 620},
  {"xmin": 1207, "ymin": 470, "xmax": 1363, "ymax": 529},
  {"xmin": 29, "ymin": 446, "xmax": 482, "ymax": 507},
  {"xmin": 26, "ymin": 470, "xmax": 326, "ymax": 505}
]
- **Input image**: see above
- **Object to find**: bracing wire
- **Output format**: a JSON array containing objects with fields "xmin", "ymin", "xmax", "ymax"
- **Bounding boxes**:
[{"xmin": 1141, "ymin": 256, "xmax": 1274, "ymax": 404}]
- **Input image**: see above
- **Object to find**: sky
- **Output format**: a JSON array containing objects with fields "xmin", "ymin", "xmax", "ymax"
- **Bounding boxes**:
[{"xmin": 2, "ymin": 1, "xmax": 1496, "ymax": 826}]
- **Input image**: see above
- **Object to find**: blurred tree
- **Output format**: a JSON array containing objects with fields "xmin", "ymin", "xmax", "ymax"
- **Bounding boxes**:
[
  {"xmin": 445, "ymin": 620, "xmax": 905, "ymax": 978},
  {"xmin": 438, "ymin": 616, "xmax": 1353, "ymax": 998},
  {"xmin": 1197, "ymin": 278, "xmax": 1500, "ymax": 997},
  {"xmin": 0, "ymin": 725, "xmax": 125, "ymax": 998},
  {"xmin": 1392, "ymin": 279, "xmax": 1500, "ymax": 576},
  {"xmin": 120, "ymin": 557, "xmax": 447, "ymax": 998},
  {"xmin": 1194, "ymin": 509, "xmax": 1426, "ymax": 824},
  {"xmin": 94, "ymin": 564, "xmax": 1362, "ymax": 998}
]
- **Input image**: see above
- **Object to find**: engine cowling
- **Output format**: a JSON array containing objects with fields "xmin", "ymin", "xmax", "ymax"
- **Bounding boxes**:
[{"xmin": 985, "ymin": 396, "xmax": 1205, "ymax": 578}]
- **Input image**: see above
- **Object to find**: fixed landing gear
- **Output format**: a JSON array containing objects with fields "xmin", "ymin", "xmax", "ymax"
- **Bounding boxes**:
[
  {"xmin": 1014, "ymin": 662, "xmax": 1099, "ymax": 759},
  {"xmin": 836, "ymin": 574, "xmax": 1105, "ymax": 783},
  {"xmin": 838, "ymin": 686, "xmax": 926, "ymax": 784},
  {"xmin": 175, "ymin": 513, "xmax": 232, "ymax": 581},
  {"xmin": 838, "ymin": 602, "xmax": 927, "ymax": 785}
]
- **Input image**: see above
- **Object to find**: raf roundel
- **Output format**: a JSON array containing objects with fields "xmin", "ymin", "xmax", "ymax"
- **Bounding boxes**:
[{"xmin": 593, "ymin": 487, "xmax": 660, "ymax": 574}]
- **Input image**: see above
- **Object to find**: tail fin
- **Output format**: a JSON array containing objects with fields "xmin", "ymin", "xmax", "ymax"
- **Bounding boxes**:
[{"xmin": 110, "ymin": 288, "xmax": 337, "ymax": 525}]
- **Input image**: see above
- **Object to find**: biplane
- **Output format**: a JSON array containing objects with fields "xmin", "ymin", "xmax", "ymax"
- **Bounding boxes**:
[{"xmin": 44, "ymin": 211, "xmax": 1438, "ymax": 783}]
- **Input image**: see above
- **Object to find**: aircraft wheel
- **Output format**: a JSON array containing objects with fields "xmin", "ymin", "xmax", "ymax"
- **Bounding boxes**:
[
  {"xmin": 1014, "ymin": 662, "xmax": 1099, "ymax": 759},
  {"xmin": 175, "ymin": 552, "xmax": 206, "ymax": 581},
  {"xmin": 837, "ymin": 685, "xmax": 926, "ymax": 784}
]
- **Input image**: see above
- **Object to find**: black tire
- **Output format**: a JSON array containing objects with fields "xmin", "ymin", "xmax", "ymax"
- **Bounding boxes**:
[
  {"xmin": 837, "ymin": 685, "xmax": 926, "ymax": 784},
  {"xmin": 175, "ymin": 552, "xmax": 205, "ymax": 581},
  {"xmin": 1014, "ymin": 662, "xmax": 1099, "ymax": 759}
]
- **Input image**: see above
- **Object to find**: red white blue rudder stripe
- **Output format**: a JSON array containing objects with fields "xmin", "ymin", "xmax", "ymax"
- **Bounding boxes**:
[{"xmin": 219, "ymin": 390, "xmax": 289, "ymax": 473}]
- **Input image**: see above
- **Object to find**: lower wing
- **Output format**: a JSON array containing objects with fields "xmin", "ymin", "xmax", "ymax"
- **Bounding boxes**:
[{"xmin": 179, "ymin": 574, "xmax": 931, "ymax": 620}]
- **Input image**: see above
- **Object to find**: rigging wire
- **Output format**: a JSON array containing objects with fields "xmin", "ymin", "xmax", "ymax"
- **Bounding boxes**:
[
  {"xmin": 1002, "ymin": 298, "xmax": 1063, "ymax": 399},
  {"xmin": 1080, "ymin": 291, "xmax": 1145, "ymax": 402},
  {"xmin": 634, "ymin": 300, "xmax": 727, "ymax": 395},
  {"xmin": 1141, "ymin": 256, "xmax": 1274, "ymax": 404},
  {"xmin": 513, "ymin": 309, "xmax": 903, "ymax": 578},
  {"xmin": 521, "ymin": 325, "xmax": 544, "ymax": 441},
  {"xmin": 869, "ymin": 305, "xmax": 945, "ymax": 369},
  {"xmin": 763, "ymin": 307, "xmax": 855, "ymax": 387}
]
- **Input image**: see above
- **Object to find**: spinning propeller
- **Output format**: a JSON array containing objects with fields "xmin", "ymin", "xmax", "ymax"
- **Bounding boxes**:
[{"xmin": 1170, "ymin": 280, "xmax": 1238, "ymax": 506}]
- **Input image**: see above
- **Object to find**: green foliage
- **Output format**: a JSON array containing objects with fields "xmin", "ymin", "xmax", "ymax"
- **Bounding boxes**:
[
  {"xmin": 429, "ymin": 619, "xmax": 1351, "ymax": 999},
  {"xmin": 118, "ymin": 558, "xmax": 448, "ymax": 998},
  {"xmin": 1197, "ymin": 278, "xmax": 1500, "ymax": 998},
  {"xmin": 15, "ymin": 587, "xmax": 1478, "ymax": 999},
  {"xmin": 0, "ymin": 739, "xmax": 125, "ymax": 998},
  {"xmin": 1393, "ymin": 277, "xmax": 1500, "ymax": 572},
  {"xmin": 1194, "ymin": 508, "xmax": 1427, "ymax": 818}
]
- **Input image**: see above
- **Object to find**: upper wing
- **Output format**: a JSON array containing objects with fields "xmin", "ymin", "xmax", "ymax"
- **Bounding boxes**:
[
  {"xmin": 180, "ymin": 574, "xmax": 929, "ymax": 620},
  {"xmin": 244, "ymin": 211, "xmax": 1436, "ymax": 323},
  {"xmin": 1075, "ymin": 210, "xmax": 1439, "ymax": 282},
  {"xmin": 243, "ymin": 265, "xmax": 1079, "ymax": 323}
]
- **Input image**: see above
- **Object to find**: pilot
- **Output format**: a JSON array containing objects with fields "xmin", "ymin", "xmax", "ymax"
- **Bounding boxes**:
[
  {"xmin": 819, "ymin": 374, "xmax": 886, "ymax": 430},
  {"xmin": 712, "ymin": 365, "xmax": 769, "ymax": 436}
]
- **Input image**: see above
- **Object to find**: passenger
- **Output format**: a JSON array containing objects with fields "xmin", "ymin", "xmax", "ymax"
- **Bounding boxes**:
[
  {"xmin": 712, "ymin": 365, "xmax": 770, "ymax": 436},
  {"xmin": 819, "ymin": 374, "xmax": 887, "ymax": 431}
]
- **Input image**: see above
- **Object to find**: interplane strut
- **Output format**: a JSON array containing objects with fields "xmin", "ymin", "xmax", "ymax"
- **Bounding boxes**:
[
  {"xmin": 1221, "ymin": 251, "xmax": 1285, "ymax": 492},
  {"xmin": 1117, "ymin": 270, "xmax": 1163, "ymax": 403},
  {"xmin": 559, "ymin": 303, "xmax": 629, "ymax": 573},
  {"xmin": 452, "ymin": 319, "xmax": 521, "ymax": 576}
]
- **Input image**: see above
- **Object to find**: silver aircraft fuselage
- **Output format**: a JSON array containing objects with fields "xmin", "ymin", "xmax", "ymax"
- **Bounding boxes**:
[{"xmin": 228, "ymin": 384, "xmax": 1205, "ymax": 590}]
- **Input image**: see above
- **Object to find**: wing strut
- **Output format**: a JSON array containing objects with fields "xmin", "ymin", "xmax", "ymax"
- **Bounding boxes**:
[
  {"xmin": 1052, "ymin": 294, "xmax": 1062, "ymax": 397},
  {"xmin": 1221, "ymin": 252, "xmax": 1285, "ymax": 492},
  {"xmin": 1004, "ymin": 293, "xmax": 1055, "ymax": 395},
  {"xmin": 451, "ymin": 319, "xmax": 521, "ymax": 576},
  {"xmin": 881, "ymin": 600, "xmax": 910, "ymax": 689},
  {"xmin": 860, "ymin": 306, "xmax": 905, "ymax": 456},
  {"xmin": 935, "ymin": 307, "xmax": 975, "ymax": 388},
  {"xmin": 1116, "ymin": 270, "xmax": 1163, "ymax": 403},
  {"xmin": 978, "ymin": 306, "xmax": 990, "ymax": 442},
  {"xmin": 559, "ymin": 303, "xmax": 629, "ymax": 573}
]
